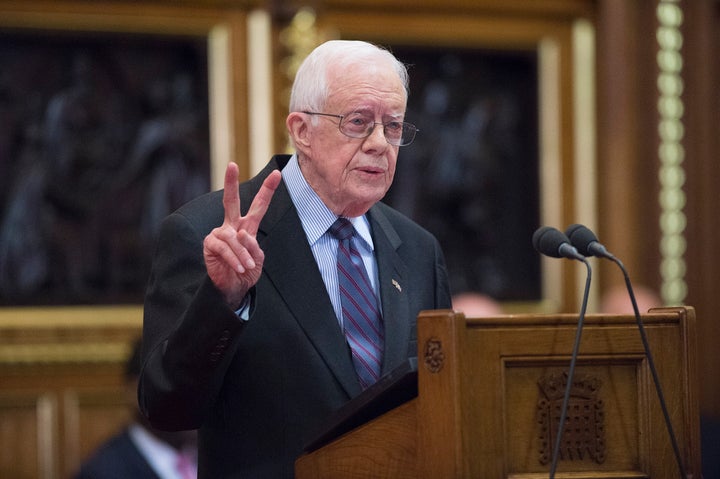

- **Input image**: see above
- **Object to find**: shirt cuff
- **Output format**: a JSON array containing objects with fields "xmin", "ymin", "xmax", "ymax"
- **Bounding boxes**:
[{"xmin": 234, "ymin": 294, "xmax": 252, "ymax": 321}]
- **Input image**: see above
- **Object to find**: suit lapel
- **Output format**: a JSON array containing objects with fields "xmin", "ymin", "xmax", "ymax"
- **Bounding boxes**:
[
  {"xmin": 247, "ymin": 158, "xmax": 410, "ymax": 395},
  {"xmin": 368, "ymin": 206, "xmax": 411, "ymax": 375},
  {"xmin": 257, "ymin": 177, "xmax": 362, "ymax": 398}
]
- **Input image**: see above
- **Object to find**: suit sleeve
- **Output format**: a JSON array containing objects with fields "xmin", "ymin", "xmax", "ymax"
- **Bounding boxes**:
[{"xmin": 137, "ymin": 210, "xmax": 245, "ymax": 431}]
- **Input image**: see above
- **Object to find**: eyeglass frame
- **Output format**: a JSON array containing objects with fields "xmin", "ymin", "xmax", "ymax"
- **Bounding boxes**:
[{"xmin": 302, "ymin": 111, "xmax": 419, "ymax": 147}]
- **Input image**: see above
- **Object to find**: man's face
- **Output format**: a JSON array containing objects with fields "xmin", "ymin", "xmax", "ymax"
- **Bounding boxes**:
[{"xmin": 298, "ymin": 61, "xmax": 406, "ymax": 217}]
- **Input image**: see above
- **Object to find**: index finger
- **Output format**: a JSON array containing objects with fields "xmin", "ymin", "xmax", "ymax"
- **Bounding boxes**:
[
  {"xmin": 245, "ymin": 169, "xmax": 281, "ymax": 235},
  {"xmin": 222, "ymin": 162, "xmax": 241, "ymax": 227}
]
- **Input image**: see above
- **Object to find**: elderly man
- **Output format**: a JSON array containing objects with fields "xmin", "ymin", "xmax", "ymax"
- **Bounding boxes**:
[{"xmin": 139, "ymin": 39, "xmax": 451, "ymax": 478}]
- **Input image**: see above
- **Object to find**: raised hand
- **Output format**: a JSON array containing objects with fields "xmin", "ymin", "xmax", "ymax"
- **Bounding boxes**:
[{"xmin": 203, "ymin": 162, "xmax": 281, "ymax": 308}]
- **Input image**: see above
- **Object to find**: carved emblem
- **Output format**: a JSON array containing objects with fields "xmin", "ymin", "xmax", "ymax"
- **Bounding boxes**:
[
  {"xmin": 423, "ymin": 338, "xmax": 444, "ymax": 373},
  {"xmin": 536, "ymin": 372, "xmax": 606, "ymax": 465}
]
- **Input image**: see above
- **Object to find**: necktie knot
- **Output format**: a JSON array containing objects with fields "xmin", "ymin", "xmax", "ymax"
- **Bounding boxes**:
[{"xmin": 329, "ymin": 218, "xmax": 354, "ymax": 241}]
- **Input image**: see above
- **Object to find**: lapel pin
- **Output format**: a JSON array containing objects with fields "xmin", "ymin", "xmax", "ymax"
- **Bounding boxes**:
[{"xmin": 392, "ymin": 279, "xmax": 402, "ymax": 292}]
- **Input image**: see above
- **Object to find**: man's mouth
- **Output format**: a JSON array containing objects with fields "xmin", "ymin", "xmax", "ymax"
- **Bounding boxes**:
[{"xmin": 358, "ymin": 166, "xmax": 383, "ymax": 175}]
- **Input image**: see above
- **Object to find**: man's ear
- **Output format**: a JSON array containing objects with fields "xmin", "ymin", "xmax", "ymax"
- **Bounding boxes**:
[{"xmin": 286, "ymin": 112, "xmax": 311, "ymax": 152}]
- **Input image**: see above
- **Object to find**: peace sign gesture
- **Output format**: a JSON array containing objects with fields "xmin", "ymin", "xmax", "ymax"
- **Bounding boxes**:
[{"xmin": 203, "ymin": 162, "xmax": 281, "ymax": 308}]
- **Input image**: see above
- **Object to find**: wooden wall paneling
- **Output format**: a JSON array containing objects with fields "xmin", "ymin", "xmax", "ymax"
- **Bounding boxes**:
[
  {"xmin": 0, "ymin": 392, "xmax": 57, "ymax": 479},
  {"xmin": 0, "ymin": 361, "xmax": 137, "ymax": 479},
  {"xmin": 63, "ymin": 388, "xmax": 131, "ymax": 477},
  {"xmin": 681, "ymin": 0, "xmax": 720, "ymax": 419},
  {"xmin": 0, "ymin": 308, "xmax": 142, "ymax": 478},
  {"xmin": 0, "ymin": 379, "xmax": 130, "ymax": 478},
  {"xmin": 595, "ymin": 0, "xmax": 663, "ymax": 296}
]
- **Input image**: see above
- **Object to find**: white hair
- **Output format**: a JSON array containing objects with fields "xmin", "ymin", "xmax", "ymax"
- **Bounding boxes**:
[{"xmin": 288, "ymin": 40, "xmax": 409, "ymax": 113}]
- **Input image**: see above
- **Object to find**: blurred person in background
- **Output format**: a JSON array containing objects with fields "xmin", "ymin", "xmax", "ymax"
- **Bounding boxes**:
[
  {"xmin": 74, "ymin": 338, "xmax": 197, "ymax": 479},
  {"xmin": 452, "ymin": 291, "xmax": 502, "ymax": 317}
]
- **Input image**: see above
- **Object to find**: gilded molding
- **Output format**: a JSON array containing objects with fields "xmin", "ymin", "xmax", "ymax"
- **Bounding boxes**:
[
  {"xmin": 656, "ymin": 1, "xmax": 686, "ymax": 304},
  {"xmin": 277, "ymin": 8, "xmax": 332, "ymax": 152},
  {"xmin": 0, "ymin": 306, "xmax": 141, "ymax": 365},
  {"xmin": 0, "ymin": 342, "xmax": 131, "ymax": 366}
]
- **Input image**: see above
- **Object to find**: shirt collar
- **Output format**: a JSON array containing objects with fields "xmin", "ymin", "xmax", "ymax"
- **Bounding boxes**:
[{"xmin": 282, "ymin": 155, "xmax": 374, "ymax": 251}]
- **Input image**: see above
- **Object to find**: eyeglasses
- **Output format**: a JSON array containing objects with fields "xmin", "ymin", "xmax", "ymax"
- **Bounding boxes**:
[{"xmin": 303, "ymin": 111, "xmax": 418, "ymax": 146}]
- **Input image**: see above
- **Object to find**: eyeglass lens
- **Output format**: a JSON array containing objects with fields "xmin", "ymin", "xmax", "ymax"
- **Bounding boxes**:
[{"xmin": 339, "ymin": 112, "xmax": 416, "ymax": 146}]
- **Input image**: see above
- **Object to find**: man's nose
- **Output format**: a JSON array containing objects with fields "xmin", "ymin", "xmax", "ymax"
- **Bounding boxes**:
[{"xmin": 364, "ymin": 123, "xmax": 389, "ymax": 148}]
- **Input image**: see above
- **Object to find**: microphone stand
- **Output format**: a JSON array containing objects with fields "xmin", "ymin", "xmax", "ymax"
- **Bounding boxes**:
[
  {"xmin": 549, "ymin": 259, "xmax": 591, "ymax": 479},
  {"xmin": 611, "ymin": 256, "xmax": 687, "ymax": 479}
]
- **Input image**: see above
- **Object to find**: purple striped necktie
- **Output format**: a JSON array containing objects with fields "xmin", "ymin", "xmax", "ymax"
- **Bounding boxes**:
[{"xmin": 329, "ymin": 218, "xmax": 384, "ymax": 389}]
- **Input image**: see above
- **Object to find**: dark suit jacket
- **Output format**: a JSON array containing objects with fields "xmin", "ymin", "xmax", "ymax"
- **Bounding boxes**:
[
  {"xmin": 138, "ymin": 155, "xmax": 452, "ymax": 478},
  {"xmin": 74, "ymin": 428, "xmax": 160, "ymax": 479}
]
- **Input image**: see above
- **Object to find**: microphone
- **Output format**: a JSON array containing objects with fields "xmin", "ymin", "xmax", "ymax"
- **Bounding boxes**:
[
  {"xmin": 533, "ymin": 226, "xmax": 591, "ymax": 479},
  {"xmin": 565, "ymin": 223, "xmax": 615, "ymax": 259},
  {"xmin": 532, "ymin": 226, "xmax": 586, "ymax": 262},
  {"xmin": 565, "ymin": 224, "xmax": 687, "ymax": 479}
]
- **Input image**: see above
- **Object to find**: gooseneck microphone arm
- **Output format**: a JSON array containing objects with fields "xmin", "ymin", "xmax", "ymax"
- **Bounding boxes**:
[
  {"xmin": 566, "ymin": 224, "xmax": 687, "ymax": 479},
  {"xmin": 549, "ymin": 259, "xmax": 591, "ymax": 479},
  {"xmin": 616, "ymin": 257, "xmax": 686, "ymax": 479},
  {"xmin": 532, "ymin": 227, "xmax": 591, "ymax": 479}
]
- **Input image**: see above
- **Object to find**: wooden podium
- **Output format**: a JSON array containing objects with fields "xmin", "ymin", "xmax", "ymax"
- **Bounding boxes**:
[{"xmin": 295, "ymin": 307, "xmax": 702, "ymax": 478}]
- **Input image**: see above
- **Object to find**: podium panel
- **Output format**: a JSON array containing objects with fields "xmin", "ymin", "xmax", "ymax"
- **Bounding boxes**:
[{"xmin": 296, "ymin": 307, "xmax": 702, "ymax": 478}]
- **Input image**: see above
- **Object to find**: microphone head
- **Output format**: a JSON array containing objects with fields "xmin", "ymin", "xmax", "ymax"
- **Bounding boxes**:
[
  {"xmin": 565, "ymin": 224, "xmax": 613, "ymax": 258},
  {"xmin": 533, "ymin": 226, "xmax": 584, "ymax": 260},
  {"xmin": 533, "ymin": 226, "xmax": 562, "ymax": 258}
]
